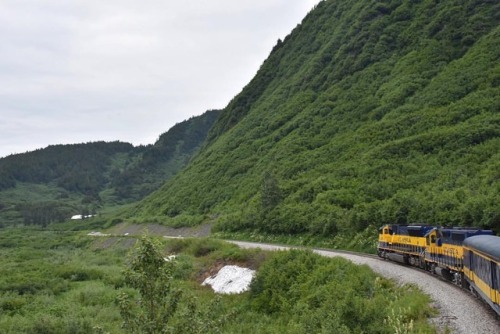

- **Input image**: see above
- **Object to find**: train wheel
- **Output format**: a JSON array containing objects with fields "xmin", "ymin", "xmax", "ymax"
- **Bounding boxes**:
[{"xmin": 453, "ymin": 272, "xmax": 462, "ymax": 287}]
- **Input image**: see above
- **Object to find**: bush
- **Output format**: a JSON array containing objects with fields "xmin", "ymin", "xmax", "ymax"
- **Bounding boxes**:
[
  {"xmin": 0, "ymin": 293, "xmax": 27, "ymax": 313},
  {"xmin": 249, "ymin": 250, "xmax": 435, "ymax": 333},
  {"xmin": 56, "ymin": 267, "xmax": 103, "ymax": 282},
  {"xmin": 190, "ymin": 238, "xmax": 220, "ymax": 257}
]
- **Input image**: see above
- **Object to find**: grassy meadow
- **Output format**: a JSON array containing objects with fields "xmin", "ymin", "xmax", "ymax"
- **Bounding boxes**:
[{"xmin": 0, "ymin": 225, "xmax": 438, "ymax": 333}]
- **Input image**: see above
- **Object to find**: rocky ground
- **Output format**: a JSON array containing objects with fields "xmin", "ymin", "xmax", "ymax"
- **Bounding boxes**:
[
  {"xmin": 90, "ymin": 222, "xmax": 212, "ymax": 249},
  {"xmin": 108, "ymin": 222, "xmax": 212, "ymax": 238}
]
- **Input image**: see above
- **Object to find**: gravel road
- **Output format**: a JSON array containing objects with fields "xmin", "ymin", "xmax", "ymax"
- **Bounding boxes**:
[{"xmin": 229, "ymin": 240, "xmax": 500, "ymax": 334}]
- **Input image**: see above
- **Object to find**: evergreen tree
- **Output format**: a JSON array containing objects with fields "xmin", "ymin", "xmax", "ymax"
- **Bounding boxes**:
[{"xmin": 118, "ymin": 235, "xmax": 182, "ymax": 334}]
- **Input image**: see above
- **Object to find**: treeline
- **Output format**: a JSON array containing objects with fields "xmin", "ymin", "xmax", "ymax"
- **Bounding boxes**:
[
  {"xmin": 15, "ymin": 202, "xmax": 73, "ymax": 227},
  {"xmin": 0, "ymin": 141, "xmax": 136, "ymax": 194}
]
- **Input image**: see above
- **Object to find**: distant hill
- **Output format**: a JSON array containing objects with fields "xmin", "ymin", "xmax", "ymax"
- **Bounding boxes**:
[
  {"xmin": 0, "ymin": 109, "xmax": 220, "ymax": 226},
  {"xmin": 132, "ymin": 0, "xmax": 500, "ymax": 237}
]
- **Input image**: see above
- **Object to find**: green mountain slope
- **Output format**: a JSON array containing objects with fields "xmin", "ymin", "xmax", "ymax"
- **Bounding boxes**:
[
  {"xmin": 132, "ymin": 0, "xmax": 500, "ymax": 236},
  {"xmin": 0, "ymin": 110, "xmax": 220, "ymax": 225}
]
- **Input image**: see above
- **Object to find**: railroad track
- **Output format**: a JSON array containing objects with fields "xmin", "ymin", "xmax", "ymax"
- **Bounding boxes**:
[{"xmin": 226, "ymin": 239, "xmax": 500, "ymax": 334}]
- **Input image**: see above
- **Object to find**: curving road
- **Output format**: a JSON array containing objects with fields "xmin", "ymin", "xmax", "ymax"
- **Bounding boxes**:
[{"xmin": 228, "ymin": 240, "xmax": 500, "ymax": 334}]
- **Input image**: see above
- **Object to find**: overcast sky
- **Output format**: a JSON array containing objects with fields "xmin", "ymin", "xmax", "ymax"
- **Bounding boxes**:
[{"xmin": 0, "ymin": 0, "xmax": 321, "ymax": 158}]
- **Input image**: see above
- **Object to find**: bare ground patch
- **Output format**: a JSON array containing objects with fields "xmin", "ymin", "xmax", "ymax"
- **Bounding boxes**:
[
  {"xmin": 91, "ymin": 236, "xmax": 138, "ymax": 250},
  {"xmin": 108, "ymin": 222, "xmax": 212, "ymax": 238}
]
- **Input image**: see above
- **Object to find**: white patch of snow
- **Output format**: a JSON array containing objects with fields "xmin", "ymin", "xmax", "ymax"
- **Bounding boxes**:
[
  {"xmin": 202, "ymin": 265, "xmax": 255, "ymax": 294},
  {"xmin": 164, "ymin": 255, "xmax": 177, "ymax": 262},
  {"xmin": 87, "ymin": 231, "xmax": 110, "ymax": 237},
  {"xmin": 71, "ymin": 214, "xmax": 96, "ymax": 220}
]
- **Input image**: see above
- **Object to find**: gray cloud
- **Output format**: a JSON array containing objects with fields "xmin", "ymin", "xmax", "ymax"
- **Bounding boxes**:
[{"xmin": 0, "ymin": 0, "xmax": 320, "ymax": 158}]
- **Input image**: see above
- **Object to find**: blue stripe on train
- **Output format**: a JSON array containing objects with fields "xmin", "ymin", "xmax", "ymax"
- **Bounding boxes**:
[
  {"xmin": 379, "ymin": 243, "xmax": 425, "ymax": 253},
  {"xmin": 425, "ymin": 252, "xmax": 462, "ymax": 267}
]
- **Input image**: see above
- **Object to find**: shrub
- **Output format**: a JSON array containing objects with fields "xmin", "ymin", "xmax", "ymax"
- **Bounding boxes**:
[
  {"xmin": 249, "ymin": 250, "xmax": 434, "ymax": 332},
  {"xmin": 190, "ymin": 239, "xmax": 220, "ymax": 257},
  {"xmin": 56, "ymin": 267, "xmax": 103, "ymax": 282}
]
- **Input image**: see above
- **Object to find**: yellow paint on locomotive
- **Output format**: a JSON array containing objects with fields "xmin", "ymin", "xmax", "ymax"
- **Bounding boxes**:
[
  {"xmin": 426, "ymin": 243, "xmax": 464, "ymax": 271},
  {"xmin": 378, "ymin": 225, "xmax": 391, "ymax": 244},
  {"xmin": 378, "ymin": 224, "xmax": 426, "ymax": 257},
  {"xmin": 378, "ymin": 225, "xmax": 426, "ymax": 247},
  {"xmin": 421, "ymin": 228, "xmax": 463, "ymax": 271}
]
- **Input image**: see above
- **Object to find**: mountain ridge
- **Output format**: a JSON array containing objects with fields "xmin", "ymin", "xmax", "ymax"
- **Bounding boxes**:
[
  {"xmin": 130, "ymin": 0, "xmax": 500, "ymax": 239},
  {"xmin": 0, "ymin": 109, "xmax": 220, "ymax": 225}
]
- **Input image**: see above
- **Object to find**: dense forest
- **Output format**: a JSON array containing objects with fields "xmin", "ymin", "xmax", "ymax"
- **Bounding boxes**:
[
  {"xmin": 0, "ymin": 141, "xmax": 137, "ymax": 194},
  {"xmin": 130, "ymin": 0, "xmax": 500, "ymax": 240},
  {"xmin": 111, "ymin": 109, "xmax": 220, "ymax": 201},
  {"xmin": 0, "ymin": 110, "xmax": 220, "ymax": 226}
]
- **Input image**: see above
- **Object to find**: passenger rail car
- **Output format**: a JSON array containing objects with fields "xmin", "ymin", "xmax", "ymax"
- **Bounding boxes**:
[{"xmin": 463, "ymin": 235, "xmax": 500, "ymax": 316}]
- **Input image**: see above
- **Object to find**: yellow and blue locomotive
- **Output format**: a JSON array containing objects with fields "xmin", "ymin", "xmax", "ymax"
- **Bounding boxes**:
[
  {"xmin": 377, "ymin": 224, "xmax": 432, "ymax": 268},
  {"xmin": 378, "ymin": 224, "xmax": 499, "ymax": 315}
]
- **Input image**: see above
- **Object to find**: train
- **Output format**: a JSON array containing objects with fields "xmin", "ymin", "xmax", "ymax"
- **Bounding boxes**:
[{"xmin": 377, "ymin": 224, "xmax": 500, "ymax": 316}]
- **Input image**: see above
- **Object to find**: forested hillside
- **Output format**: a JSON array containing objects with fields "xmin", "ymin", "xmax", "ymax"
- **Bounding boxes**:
[
  {"xmin": 111, "ymin": 109, "xmax": 220, "ymax": 201},
  {"xmin": 0, "ymin": 110, "xmax": 220, "ymax": 226},
  {"xmin": 132, "ymin": 0, "xmax": 500, "ymax": 240},
  {"xmin": 0, "ymin": 142, "xmax": 137, "ymax": 194}
]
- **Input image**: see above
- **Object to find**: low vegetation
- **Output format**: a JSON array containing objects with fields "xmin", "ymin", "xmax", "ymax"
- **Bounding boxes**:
[
  {"xmin": 244, "ymin": 250, "xmax": 435, "ymax": 333},
  {"xmin": 0, "ymin": 226, "xmax": 436, "ymax": 333},
  {"xmin": 0, "ymin": 228, "xmax": 125, "ymax": 333}
]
